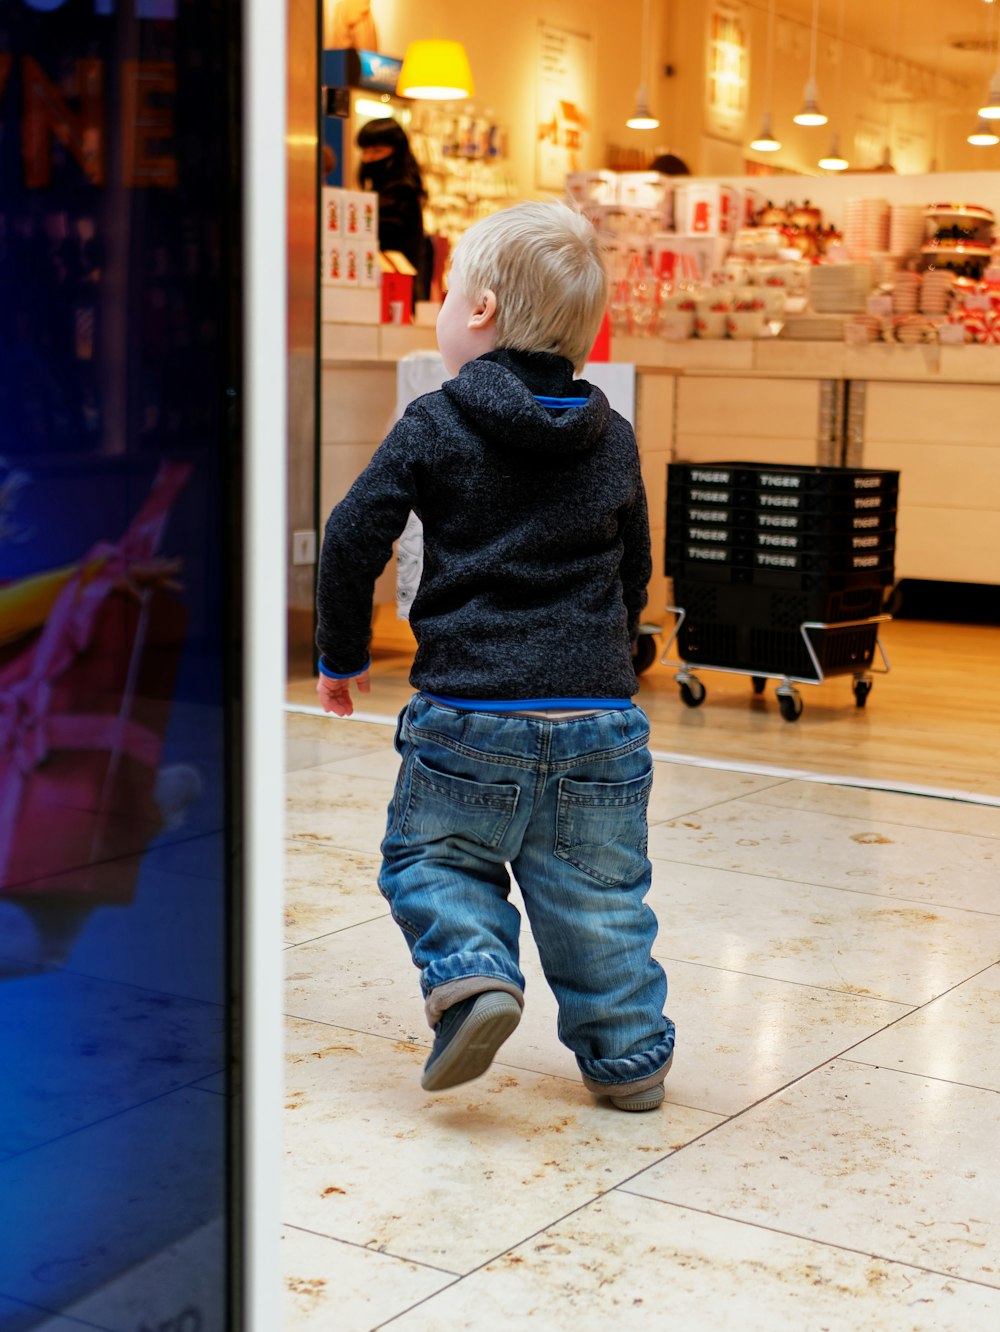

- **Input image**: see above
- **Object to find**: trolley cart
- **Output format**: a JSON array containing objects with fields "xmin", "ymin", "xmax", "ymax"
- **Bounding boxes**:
[{"xmin": 659, "ymin": 605, "xmax": 891, "ymax": 722}]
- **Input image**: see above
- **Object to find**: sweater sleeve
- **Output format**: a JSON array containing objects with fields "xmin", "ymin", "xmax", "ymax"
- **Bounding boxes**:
[
  {"xmin": 315, "ymin": 408, "xmax": 429, "ymax": 674},
  {"xmin": 619, "ymin": 454, "xmax": 653, "ymax": 642}
]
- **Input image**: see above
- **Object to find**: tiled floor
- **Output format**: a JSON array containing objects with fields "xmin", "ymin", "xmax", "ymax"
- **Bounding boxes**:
[{"xmin": 282, "ymin": 708, "xmax": 1000, "ymax": 1331}]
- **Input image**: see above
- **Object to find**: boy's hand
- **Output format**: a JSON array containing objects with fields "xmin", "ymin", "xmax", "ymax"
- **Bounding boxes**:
[{"xmin": 316, "ymin": 669, "xmax": 371, "ymax": 717}]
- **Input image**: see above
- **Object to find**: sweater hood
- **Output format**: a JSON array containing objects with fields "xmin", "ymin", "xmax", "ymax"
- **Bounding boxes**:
[{"xmin": 440, "ymin": 351, "xmax": 611, "ymax": 457}]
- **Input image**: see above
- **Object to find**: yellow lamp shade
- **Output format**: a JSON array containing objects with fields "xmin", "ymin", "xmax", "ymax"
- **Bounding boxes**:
[{"xmin": 397, "ymin": 40, "xmax": 475, "ymax": 100}]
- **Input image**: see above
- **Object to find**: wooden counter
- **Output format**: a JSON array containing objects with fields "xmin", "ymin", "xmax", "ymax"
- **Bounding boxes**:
[{"xmin": 320, "ymin": 331, "xmax": 1000, "ymax": 598}]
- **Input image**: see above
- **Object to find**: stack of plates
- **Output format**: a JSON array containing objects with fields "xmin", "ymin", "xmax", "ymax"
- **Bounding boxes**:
[
  {"xmin": 844, "ymin": 197, "xmax": 890, "ymax": 258},
  {"xmin": 889, "ymin": 204, "xmax": 926, "ymax": 259},
  {"xmin": 920, "ymin": 269, "xmax": 954, "ymax": 315},
  {"xmin": 809, "ymin": 261, "xmax": 873, "ymax": 313},
  {"xmin": 871, "ymin": 253, "xmax": 899, "ymax": 287},
  {"xmin": 892, "ymin": 271, "xmax": 921, "ymax": 315}
]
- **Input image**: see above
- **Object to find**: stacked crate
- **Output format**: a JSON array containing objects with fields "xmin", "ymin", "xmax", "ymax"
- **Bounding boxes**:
[{"xmin": 665, "ymin": 463, "xmax": 899, "ymax": 680}]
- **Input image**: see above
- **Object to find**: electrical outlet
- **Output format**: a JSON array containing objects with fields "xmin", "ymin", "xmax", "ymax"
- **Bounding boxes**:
[{"xmin": 292, "ymin": 529, "xmax": 317, "ymax": 565}]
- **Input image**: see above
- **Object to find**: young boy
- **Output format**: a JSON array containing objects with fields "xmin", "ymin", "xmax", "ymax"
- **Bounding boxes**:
[{"xmin": 315, "ymin": 201, "xmax": 674, "ymax": 1111}]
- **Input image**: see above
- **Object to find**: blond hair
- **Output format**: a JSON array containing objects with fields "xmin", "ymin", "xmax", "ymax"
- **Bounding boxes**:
[{"xmin": 451, "ymin": 202, "xmax": 608, "ymax": 369}]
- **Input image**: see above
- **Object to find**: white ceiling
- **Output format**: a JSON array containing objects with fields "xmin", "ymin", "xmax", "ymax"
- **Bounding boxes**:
[{"xmin": 770, "ymin": 0, "xmax": 999, "ymax": 90}]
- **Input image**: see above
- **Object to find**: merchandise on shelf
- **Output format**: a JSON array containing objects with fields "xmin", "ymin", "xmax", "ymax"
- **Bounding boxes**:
[{"xmin": 408, "ymin": 105, "xmax": 517, "ymax": 248}]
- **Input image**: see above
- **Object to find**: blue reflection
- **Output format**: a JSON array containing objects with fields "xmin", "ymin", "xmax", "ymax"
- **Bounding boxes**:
[{"xmin": 0, "ymin": 0, "xmax": 237, "ymax": 1324}]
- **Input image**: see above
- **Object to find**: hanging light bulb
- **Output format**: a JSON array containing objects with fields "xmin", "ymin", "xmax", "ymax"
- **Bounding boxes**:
[
  {"xmin": 979, "ymin": 1, "xmax": 1000, "ymax": 117},
  {"xmin": 750, "ymin": 0, "xmax": 782, "ymax": 151},
  {"xmin": 817, "ymin": 3, "xmax": 848, "ymax": 168},
  {"xmin": 794, "ymin": 0, "xmax": 828, "ymax": 126},
  {"xmin": 968, "ymin": 116, "xmax": 1000, "ymax": 146},
  {"xmin": 626, "ymin": 0, "xmax": 660, "ymax": 130},
  {"xmin": 980, "ymin": 75, "xmax": 1000, "ymax": 118},
  {"xmin": 626, "ymin": 96, "xmax": 660, "ymax": 131},
  {"xmin": 819, "ymin": 133, "xmax": 849, "ymax": 169},
  {"xmin": 751, "ymin": 111, "xmax": 782, "ymax": 151}
]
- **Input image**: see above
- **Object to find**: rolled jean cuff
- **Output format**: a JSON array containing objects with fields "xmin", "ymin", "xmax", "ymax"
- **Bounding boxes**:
[
  {"xmin": 425, "ymin": 975, "xmax": 525, "ymax": 1028},
  {"xmin": 581, "ymin": 1051, "xmax": 674, "ymax": 1097},
  {"xmin": 576, "ymin": 1027, "xmax": 675, "ymax": 1092}
]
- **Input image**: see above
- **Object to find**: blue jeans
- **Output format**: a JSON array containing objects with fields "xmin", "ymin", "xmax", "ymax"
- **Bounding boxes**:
[{"xmin": 378, "ymin": 695, "xmax": 675, "ymax": 1094}]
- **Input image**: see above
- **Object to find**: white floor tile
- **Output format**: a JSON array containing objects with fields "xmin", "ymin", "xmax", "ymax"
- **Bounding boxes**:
[
  {"xmin": 282, "ymin": 1016, "xmax": 720, "ymax": 1272},
  {"xmin": 648, "ymin": 764, "xmax": 784, "ymax": 824},
  {"xmin": 625, "ymin": 1060, "xmax": 1000, "ymax": 1285},
  {"xmin": 285, "ymin": 914, "xmax": 910, "ymax": 1119},
  {"xmin": 283, "ymin": 1225, "xmax": 452, "ymax": 1331},
  {"xmin": 848, "ymin": 964, "xmax": 1000, "ymax": 1092},
  {"xmin": 285, "ymin": 768, "xmax": 395, "ymax": 854},
  {"xmin": 647, "ymin": 799, "xmax": 1000, "ymax": 914},
  {"xmin": 744, "ymin": 781, "xmax": 1000, "ymax": 840},
  {"xmin": 281, "ymin": 713, "xmax": 1000, "ymax": 1328},
  {"xmin": 286, "ymin": 715, "xmax": 395, "ymax": 773},
  {"xmin": 387, "ymin": 1188, "xmax": 1000, "ymax": 1331},
  {"xmin": 284, "ymin": 841, "xmax": 386, "ymax": 945},
  {"xmin": 647, "ymin": 858, "xmax": 1000, "ymax": 1005}
]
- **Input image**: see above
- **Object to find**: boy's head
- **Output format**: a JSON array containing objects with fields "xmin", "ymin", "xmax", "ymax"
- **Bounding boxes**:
[{"xmin": 437, "ymin": 202, "xmax": 608, "ymax": 375}]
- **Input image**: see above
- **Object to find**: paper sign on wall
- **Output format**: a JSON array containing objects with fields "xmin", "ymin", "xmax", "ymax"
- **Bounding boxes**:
[{"xmin": 536, "ymin": 24, "xmax": 591, "ymax": 190}]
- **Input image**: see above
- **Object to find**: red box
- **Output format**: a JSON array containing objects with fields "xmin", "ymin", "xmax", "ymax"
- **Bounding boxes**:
[{"xmin": 381, "ymin": 272, "xmax": 413, "ymax": 324}]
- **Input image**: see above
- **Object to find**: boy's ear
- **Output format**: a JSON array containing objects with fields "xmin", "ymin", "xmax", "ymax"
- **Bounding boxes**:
[{"xmin": 467, "ymin": 289, "xmax": 497, "ymax": 329}]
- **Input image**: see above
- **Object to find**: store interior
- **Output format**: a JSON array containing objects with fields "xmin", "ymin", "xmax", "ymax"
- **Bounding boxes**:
[
  {"xmin": 280, "ymin": 5, "xmax": 1000, "ymax": 1328},
  {"xmin": 286, "ymin": 0, "xmax": 1000, "ymax": 795}
]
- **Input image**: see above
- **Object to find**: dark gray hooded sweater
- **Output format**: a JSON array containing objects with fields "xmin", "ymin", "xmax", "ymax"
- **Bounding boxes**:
[{"xmin": 316, "ymin": 349, "xmax": 652, "ymax": 701}]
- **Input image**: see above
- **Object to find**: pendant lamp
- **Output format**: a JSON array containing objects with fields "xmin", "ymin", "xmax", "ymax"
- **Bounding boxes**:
[
  {"xmin": 626, "ymin": 0, "xmax": 660, "ymax": 129},
  {"xmin": 794, "ymin": 0, "xmax": 828, "ymax": 126},
  {"xmin": 979, "ymin": 1, "xmax": 1000, "ymax": 118},
  {"xmin": 397, "ymin": 40, "xmax": 475, "ymax": 100},
  {"xmin": 750, "ymin": 0, "xmax": 782, "ymax": 151},
  {"xmin": 818, "ymin": 0, "xmax": 849, "ymax": 170},
  {"xmin": 968, "ymin": 116, "xmax": 999, "ymax": 146},
  {"xmin": 819, "ymin": 133, "xmax": 849, "ymax": 169}
]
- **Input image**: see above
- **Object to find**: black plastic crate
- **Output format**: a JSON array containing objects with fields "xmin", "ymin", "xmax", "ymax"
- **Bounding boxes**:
[
  {"xmin": 667, "ymin": 497, "xmax": 897, "ymax": 538},
  {"xmin": 665, "ymin": 536, "xmax": 895, "ymax": 584},
  {"xmin": 667, "ymin": 516, "xmax": 897, "ymax": 556},
  {"xmin": 668, "ymin": 461, "xmax": 899, "ymax": 500},
  {"xmin": 667, "ymin": 464, "xmax": 899, "ymax": 521},
  {"xmin": 677, "ymin": 617, "xmax": 880, "ymax": 679},
  {"xmin": 671, "ymin": 578, "xmax": 887, "ymax": 627}
]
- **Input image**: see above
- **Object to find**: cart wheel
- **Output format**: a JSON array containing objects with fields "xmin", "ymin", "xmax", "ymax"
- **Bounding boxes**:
[
  {"xmin": 853, "ymin": 678, "xmax": 873, "ymax": 708},
  {"xmin": 751, "ymin": 675, "xmax": 767, "ymax": 694},
  {"xmin": 632, "ymin": 634, "xmax": 658, "ymax": 675},
  {"xmin": 679, "ymin": 677, "xmax": 706, "ymax": 708},
  {"xmin": 777, "ymin": 690, "xmax": 803, "ymax": 723}
]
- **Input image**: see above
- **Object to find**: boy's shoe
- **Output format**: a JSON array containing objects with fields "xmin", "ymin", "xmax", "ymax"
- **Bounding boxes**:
[
  {"xmin": 421, "ymin": 990, "xmax": 522, "ymax": 1092},
  {"xmin": 610, "ymin": 1083, "xmax": 665, "ymax": 1112}
]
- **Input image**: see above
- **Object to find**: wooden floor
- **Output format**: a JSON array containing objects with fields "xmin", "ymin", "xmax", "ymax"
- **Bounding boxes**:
[{"xmin": 287, "ymin": 609, "xmax": 1000, "ymax": 800}]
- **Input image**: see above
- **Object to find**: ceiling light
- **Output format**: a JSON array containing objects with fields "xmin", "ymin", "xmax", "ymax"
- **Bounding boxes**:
[
  {"xmin": 397, "ymin": 40, "xmax": 474, "ymax": 100},
  {"xmin": 794, "ymin": 0, "xmax": 828, "ymax": 126},
  {"xmin": 626, "ymin": 0, "xmax": 660, "ymax": 130},
  {"xmin": 627, "ymin": 97, "xmax": 660, "ymax": 131},
  {"xmin": 751, "ymin": 0, "xmax": 782, "ymax": 151},
  {"xmin": 794, "ymin": 78, "xmax": 827, "ymax": 126},
  {"xmin": 980, "ymin": 75, "xmax": 1000, "ymax": 117},
  {"xmin": 968, "ymin": 116, "xmax": 1000, "ymax": 145},
  {"xmin": 751, "ymin": 112, "xmax": 781, "ymax": 151},
  {"xmin": 819, "ymin": 133, "xmax": 849, "ymax": 169}
]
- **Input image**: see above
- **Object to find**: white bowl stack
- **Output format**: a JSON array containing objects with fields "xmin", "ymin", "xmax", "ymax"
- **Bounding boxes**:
[
  {"xmin": 844, "ymin": 197, "xmax": 890, "ymax": 258},
  {"xmin": 891, "ymin": 271, "xmax": 921, "ymax": 315},
  {"xmin": 919, "ymin": 269, "xmax": 954, "ymax": 316},
  {"xmin": 889, "ymin": 203, "xmax": 926, "ymax": 259}
]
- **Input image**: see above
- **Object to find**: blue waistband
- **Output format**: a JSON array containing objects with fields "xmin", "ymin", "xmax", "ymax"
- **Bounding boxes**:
[{"xmin": 421, "ymin": 693, "xmax": 632, "ymax": 713}]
